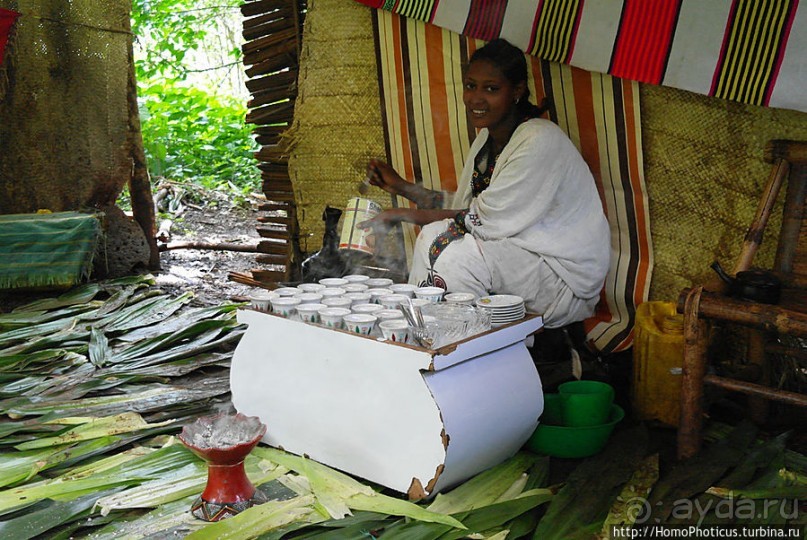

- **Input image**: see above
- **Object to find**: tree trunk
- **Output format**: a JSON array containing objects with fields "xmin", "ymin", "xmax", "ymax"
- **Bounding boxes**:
[{"xmin": 125, "ymin": 13, "xmax": 160, "ymax": 269}]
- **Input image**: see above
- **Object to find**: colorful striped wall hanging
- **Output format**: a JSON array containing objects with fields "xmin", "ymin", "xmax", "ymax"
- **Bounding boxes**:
[{"xmin": 356, "ymin": 0, "xmax": 807, "ymax": 113}]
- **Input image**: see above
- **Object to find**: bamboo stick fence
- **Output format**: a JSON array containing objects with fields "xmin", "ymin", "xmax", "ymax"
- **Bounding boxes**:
[{"xmin": 235, "ymin": 0, "xmax": 307, "ymax": 287}]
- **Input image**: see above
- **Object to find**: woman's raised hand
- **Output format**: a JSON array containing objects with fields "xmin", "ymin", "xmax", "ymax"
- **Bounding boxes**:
[{"xmin": 366, "ymin": 159, "xmax": 409, "ymax": 196}]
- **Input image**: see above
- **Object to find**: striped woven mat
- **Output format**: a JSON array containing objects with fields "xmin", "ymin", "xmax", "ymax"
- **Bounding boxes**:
[
  {"xmin": 0, "ymin": 212, "xmax": 100, "ymax": 291},
  {"xmin": 373, "ymin": 11, "xmax": 652, "ymax": 354},
  {"xmin": 357, "ymin": 0, "xmax": 807, "ymax": 114}
]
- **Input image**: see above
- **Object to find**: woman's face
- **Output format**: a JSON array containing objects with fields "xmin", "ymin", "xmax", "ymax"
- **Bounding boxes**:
[{"xmin": 463, "ymin": 59, "xmax": 524, "ymax": 135}]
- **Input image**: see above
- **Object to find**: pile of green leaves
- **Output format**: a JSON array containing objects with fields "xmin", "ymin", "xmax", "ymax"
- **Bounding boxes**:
[
  {"xmin": 131, "ymin": 0, "xmax": 260, "ymax": 196},
  {"xmin": 0, "ymin": 275, "xmax": 242, "ymax": 423}
]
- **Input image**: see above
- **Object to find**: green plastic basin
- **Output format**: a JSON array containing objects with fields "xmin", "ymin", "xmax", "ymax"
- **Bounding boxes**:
[{"xmin": 526, "ymin": 394, "xmax": 624, "ymax": 458}]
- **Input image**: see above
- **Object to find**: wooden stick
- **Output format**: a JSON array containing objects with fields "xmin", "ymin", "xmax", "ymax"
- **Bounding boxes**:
[
  {"xmin": 732, "ymin": 158, "xmax": 789, "ymax": 274},
  {"xmin": 159, "ymin": 242, "xmax": 260, "ymax": 253},
  {"xmin": 773, "ymin": 164, "xmax": 807, "ymax": 274},
  {"xmin": 677, "ymin": 287, "xmax": 807, "ymax": 335},
  {"xmin": 765, "ymin": 139, "xmax": 807, "ymax": 165},
  {"xmin": 228, "ymin": 271, "xmax": 274, "ymax": 288},
  {"xmin": 242, "ymin": 10, "xmax": 294, "ymax": 41},
  {"xmin": 241, "ymin": 0, "xmax": 289, "ymax": 18},
  {"xmin": 704, "ymin": 375, "xmax": 807, "ymax": 407},
  {"xmin": 678, "ymin": 287, "xmax": 708, "ymax": 459},
  {"xmin": 242, "ymin": 27, "xmax": 297, "ymax": 56}
]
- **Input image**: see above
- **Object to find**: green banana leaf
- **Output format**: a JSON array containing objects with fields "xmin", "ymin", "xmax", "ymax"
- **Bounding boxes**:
[
  {"xmin": 186, "ymin": 495, "xmax": 320, "ymax": 540},
  {"xmin": 79, "ymin": 495, "xmax": 204, "ymax": 539},
  {"xmin": 117, "ymin": 303, "xmax": 241, "ymax": 343},
  {"xmin": 600, "ymin": 453, "xmax": 660, "ymax": 534},
  {"xmin": 532, "ymin": 425, "xmax": 649, "ymax": 540},
  {"xmin": 14, "ymin": 413, "xmax": 174, "ymax": 450},
  {"xmin": 648, "ymin": 421, "xmax": 758, "ymax": 523},
  {"xmin": 121, "ymin": 351, "xmax": 231, "ymax": 378},
  {"xmin": 426, "ymin": 452, "xmax": 546, "ymax": 514},
  {"xmin": 5, "ymin": 376, "xmax": 230, "ymax": 418},
  {"xmin": 99, "ymin": 292, "xmax": 193, "ymax": 334},
  {"xmin": 11, "ymin": 283, "xmax": 102, "ymax": 313},
  {"xmin": 0, "ymin": 436, "xmax": 121, "ymax": 488},
  {"xmin": 0, "ymin": 487, "xmax": 124, "ymax": 540},
  {"xmin": 89, "ymin": 328, "xmax": 110, "ymax": 368},
  {"xmin": 367, "ymin": 489, "xmax": 552, "ymax": 540},
  {"xmin": 108, "ymin": 318, "xmax": 238, "ymax": 365},
  {"xmin": 253, "ymin": 447, "xmax": 466, "ymax": 529}
]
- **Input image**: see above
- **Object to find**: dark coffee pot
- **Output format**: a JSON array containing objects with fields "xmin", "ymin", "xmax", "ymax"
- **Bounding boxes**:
[{"xmin": 710, "ymin": 261, "xmax": 781, "ymax": 304}]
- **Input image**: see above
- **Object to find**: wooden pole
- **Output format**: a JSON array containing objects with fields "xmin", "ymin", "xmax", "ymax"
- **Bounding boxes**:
[
  {"xmin": 125, "ymin": 16, "xmax": 160, "ymax": 270},
  {"xmin": 677, "ymin": 288, "xmax": 807, "ymax": 335},
  {"xmin": 732, "ymin": 159, "xmax": 789, "ymax": 274},
  {"xmin": 160, "ymin": 241, "xmax": 260, "ymax": 253},
  {"xmin": 678, "ymin": 287, "xmax": 709, "ymax": 459}
]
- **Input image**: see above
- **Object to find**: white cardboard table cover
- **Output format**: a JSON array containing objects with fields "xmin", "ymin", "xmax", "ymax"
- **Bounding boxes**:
[{"xmin": 230, "ymin": 309, "xmax": 544, "ymax": 498}]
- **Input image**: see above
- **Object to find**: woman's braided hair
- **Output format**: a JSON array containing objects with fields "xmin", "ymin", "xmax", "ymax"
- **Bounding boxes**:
[{"xmin": 469, "ymin": 39, "xmax": 550, "ymax": 119}]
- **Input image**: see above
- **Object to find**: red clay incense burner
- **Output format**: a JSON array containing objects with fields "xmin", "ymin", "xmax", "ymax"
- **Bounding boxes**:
[{"xmin": 178, "ymin": 412, "xmax": 267, "ymax": 521}]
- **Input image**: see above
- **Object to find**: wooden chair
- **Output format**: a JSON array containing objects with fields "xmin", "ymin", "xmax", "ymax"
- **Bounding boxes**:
[{"xmin": 677, "ymin": 140, "xmax": 807, "ymax": 459}]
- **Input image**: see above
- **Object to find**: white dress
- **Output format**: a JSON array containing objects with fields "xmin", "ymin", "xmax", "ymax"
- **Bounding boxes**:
[{"xmin": 408, "ymin": 118, "xmax": 610, "ymax": 328}]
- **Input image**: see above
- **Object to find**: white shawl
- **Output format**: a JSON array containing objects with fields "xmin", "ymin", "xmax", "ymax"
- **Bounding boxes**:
[{"xmin": 449, "ymin": 118, "xmax": 610, "ymax": 299}]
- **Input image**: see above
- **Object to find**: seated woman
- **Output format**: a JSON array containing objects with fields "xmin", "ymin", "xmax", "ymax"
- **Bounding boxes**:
[{"xmin": 362, "ymin": 39, "xmax": 610, "ymax": 328}]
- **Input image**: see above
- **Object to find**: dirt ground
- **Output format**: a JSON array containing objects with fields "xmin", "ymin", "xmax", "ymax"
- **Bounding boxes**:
[{"xmin": 155, "ymin": 190, "xmax": 265, "ymax": 306}]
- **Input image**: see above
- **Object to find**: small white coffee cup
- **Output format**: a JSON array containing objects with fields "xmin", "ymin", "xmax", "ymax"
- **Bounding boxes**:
[
  {"xmin": 297, "ymin": 283, "xmax": 326, "ymax": 293},
  {"xmin": 444, "ymin": 292, "xmax": 476, "ymax": 305},
  {"xmin": 378, "ymin": 294, "xmax": 409, "ymax": 309},
  {"xmin": 366, "ymin": 277, "xmax": 394, "ymax": 288},
  {"xmin": 389, "ymin": 283, "xmax": 418, "ymax": 298},
  {"xmin": 297, "ymin": 292, "xmax": 324, "ymax": 304},
  {"xmin": 322, "ymin": 296, "xmax": 353, "ymax": 309},
  {"xmin": 367, "ymin": 288, "xmax": 393, "ymax": 304},
  {"xmin": 270, "ymin": 296, "xmax": 301, "ymax": 318},
  {"xmin": 414, "ymin": 286, "xmax": 445, "ymax": 303},
  {"xmin": 320, "ymin": 287, "xmax": 346, "ymax": 298},
  {"xmin": 249, "ymin": 290, "xmax": 276, "ymax": 312},
  {"xmin": 343, "ymin": 274, "xmax": 370, "ymax": 283},
  {"xmin": 275, "ymin": 287, "xmax": 301, "ymax": 297},
  {"xmin": 344, "ymin": 292, "xmax": 372, "ymax": 306},
  {"xmin": 296, "ymin": 303, "xmax": 326, "ymax": 323},
  {"xmin": 319, "ymin": 277, "xmax": 349, "ymax": 287},
  {"xmin": 343, "ymin": 313, "xmax": 377, "ymax": 335},
  {"xmin": 376, "ymin": 309, "xmax": 405, "ymax": 321},
  {"xmin": 343, "ymin": 283, "xmax": 370, "ymax": 292},
  {"xmin": 352, "ymin": 303, "xmax": 385, "ymax": 315},
  {"xmin": 379, "ymin": 320, "xmax": 410, "ymax": 343},
  {"xmin": 319, "ymin": 307, "xmax": 351, "ymax": 329}
]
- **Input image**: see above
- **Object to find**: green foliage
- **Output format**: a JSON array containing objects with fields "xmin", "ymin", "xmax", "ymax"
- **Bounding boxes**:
[
  {"xmin": 131, "ymin": 0, "xmax": 260, "ymax": 196},
  {"xmin": 138, "ymin": 84, "xmax": 259, "ymax": 194},
  {"xmin": 132, "ymin": 0, "xmax": 243, "ymax": 82}
]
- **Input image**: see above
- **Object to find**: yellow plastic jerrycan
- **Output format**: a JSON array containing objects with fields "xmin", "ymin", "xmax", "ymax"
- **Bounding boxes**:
[{"xmin": 632, "ymin": 301, "xmax": 684, "ymax": 427}]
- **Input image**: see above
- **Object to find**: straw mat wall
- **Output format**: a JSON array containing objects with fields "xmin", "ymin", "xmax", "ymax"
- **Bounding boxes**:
[
  {"xmin": 291, "ymin": 1, "xmax": 807, "ymax": 302},
  {"xmin": 643, "ymin": 85, "xmax": 807, "ymax": 301},
  {"xmin": 286, "ymin": 0, "xmax": 385, "ymax": 254},
  {"xmin": 0, "ymin": 0, "xmax": 131, "ymax": 213}
]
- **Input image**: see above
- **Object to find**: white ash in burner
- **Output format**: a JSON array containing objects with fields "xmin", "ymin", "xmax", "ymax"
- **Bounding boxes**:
[{"xmin": 184, "ymin": 414, "xmax": 265, "ymax": 449}]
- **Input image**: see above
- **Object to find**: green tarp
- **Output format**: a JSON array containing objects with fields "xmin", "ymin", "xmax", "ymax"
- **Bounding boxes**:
[{"xmin": 0, "ymin": 212, "xmax": 100, "ymax": 290}]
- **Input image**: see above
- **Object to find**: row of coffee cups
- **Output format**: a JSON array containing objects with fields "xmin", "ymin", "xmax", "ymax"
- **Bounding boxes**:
[{"xmin": 246, "ymin": 275, "xmax": 461, "ymax": 343}]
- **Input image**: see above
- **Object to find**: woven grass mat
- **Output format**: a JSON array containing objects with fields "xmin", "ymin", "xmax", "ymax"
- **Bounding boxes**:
[
  {"xmin": 287, "ymin": 0, "xmax": 386, "ymax": 254},
  {"xmin": 641, "ymin": 83, "xmax": 807, "ymax": 302}
]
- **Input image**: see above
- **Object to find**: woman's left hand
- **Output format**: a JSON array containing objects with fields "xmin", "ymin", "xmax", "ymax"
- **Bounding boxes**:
[{"xmin": 358, "ymin": 208, "xmax": 408, "ymax": 235}]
